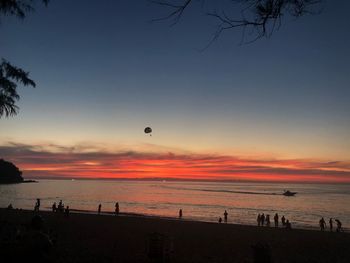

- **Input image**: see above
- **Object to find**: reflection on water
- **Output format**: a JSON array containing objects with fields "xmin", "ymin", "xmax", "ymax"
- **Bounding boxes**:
[{"xmin": 0, "ymin": 180, "xmax": 349, "ymax": 230}]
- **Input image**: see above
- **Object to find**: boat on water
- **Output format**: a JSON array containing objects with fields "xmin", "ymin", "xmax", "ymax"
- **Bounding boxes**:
[{"xmin": 283, "ymin": 190, "xmax": 297, "ymax": 196}]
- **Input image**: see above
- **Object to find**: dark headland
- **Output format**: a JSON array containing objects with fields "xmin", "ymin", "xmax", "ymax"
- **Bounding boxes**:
[{"xmin": 0, "ymin": 159, "xmax": 36, "ymax": 184}]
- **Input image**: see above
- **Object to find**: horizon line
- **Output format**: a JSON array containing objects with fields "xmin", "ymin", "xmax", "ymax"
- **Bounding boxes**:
[{"xmin": 25, "ymin": 176, "xmax": 350, "ymax": 185}]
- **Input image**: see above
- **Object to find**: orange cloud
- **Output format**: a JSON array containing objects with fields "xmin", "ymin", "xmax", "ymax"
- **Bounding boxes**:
[{"xmin": 1, "ymin": 142, "xmax": 350, "ymax": 183}]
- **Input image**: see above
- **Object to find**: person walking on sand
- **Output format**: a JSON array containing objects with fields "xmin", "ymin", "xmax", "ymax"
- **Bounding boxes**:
[
  {"xmin": 98, "ymin": 204, "xmax": 102, "ymax": 215},
  {"xmin": 257, "ymin": 214, "xmax": 261, "ymax": 226},
  {"xmin": 274, "ymin": 213, "xmax": 279, "ymax": 227},
  {"xmin": 319, "ymin": 217, "xmax": 326, "ymax": 231},
  {"xmin": 281, "ymin": 215, "xmax": 286, "ymax": 226},
  {"xmin": 224, "ymin": 210, "xmax": 228, "ymax": 223},
  {"xmin": 329, "ymin": 218, "xmax": 333, "ymax": 232},
  {"xmin": 335, "ymin": 219, "xmax": 342, "ymax": 232},
  {"xmin": 179, "ymin": 209, "xmax": 183, "ymax": 219},
  {"xmin": 115, "ymin": 202, "xmax": 119, "ymax": 216}
]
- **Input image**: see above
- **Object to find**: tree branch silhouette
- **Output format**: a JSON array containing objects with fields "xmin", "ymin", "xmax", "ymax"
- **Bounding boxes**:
[
  {"xmin": 0, "ymin": 0, "xmax": 49, "ymax": 118},
  {"xmin": 152, "ymin": 0, "xmax": 321, "ymax": 45}
]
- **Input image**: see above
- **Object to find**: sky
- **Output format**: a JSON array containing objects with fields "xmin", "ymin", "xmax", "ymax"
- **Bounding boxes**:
[{"xmin": 1, "ymin": 0, "xmax": 350, "ymax": 182}]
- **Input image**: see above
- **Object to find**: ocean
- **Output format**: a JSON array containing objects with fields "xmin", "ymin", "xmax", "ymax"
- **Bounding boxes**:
[{"xmin": 0, "ymin": 180, "xmax": 349, "ymax": 231}]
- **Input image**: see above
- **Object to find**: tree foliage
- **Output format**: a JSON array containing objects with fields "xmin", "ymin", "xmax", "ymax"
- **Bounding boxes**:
[
  {"xmin": 0, "ymin": 158, "xmax": 23, "ymax": 184},
  {"xmin": 0, "ymin": 0, "xmax": 48, "ymax": 118},
  {"xmin": 0, "ymin": 0, "xmax": 48, "ymax": 20},
  {"xmin": 0, "ymin": 59, "xmax": 36, "ymax": 117}
]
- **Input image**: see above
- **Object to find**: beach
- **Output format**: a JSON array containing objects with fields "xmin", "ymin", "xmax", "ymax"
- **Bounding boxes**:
[{"xmin": 1, "ymin": 208, "xmax": 349, "ymax": 263}]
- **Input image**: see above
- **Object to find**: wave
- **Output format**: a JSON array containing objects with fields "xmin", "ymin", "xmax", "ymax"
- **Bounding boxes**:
[{"xmin": 160, "ymin": 185, "xmax": 281, "ymax": 196}]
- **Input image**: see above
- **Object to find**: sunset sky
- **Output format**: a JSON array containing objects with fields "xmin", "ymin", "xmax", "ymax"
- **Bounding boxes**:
[{"xmin": 1, "ymin": 1, "xmax": 350, "ymax": 182}]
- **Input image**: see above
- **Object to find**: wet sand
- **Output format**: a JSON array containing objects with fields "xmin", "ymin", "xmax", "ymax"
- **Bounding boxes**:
[{"xmin": 1, "ymin": 208, "xmax": 349, "ymax": 262}]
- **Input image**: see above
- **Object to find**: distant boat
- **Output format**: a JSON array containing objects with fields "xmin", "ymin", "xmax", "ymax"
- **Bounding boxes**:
[{"xmin": 283, "ymin": 190, "xmax": 297, "ymax": 196}]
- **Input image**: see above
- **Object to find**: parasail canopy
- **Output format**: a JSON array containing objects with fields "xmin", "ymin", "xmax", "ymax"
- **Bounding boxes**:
[{"xmin": 144, "ymin": 127, "xmax": 152, "ymax": 135}]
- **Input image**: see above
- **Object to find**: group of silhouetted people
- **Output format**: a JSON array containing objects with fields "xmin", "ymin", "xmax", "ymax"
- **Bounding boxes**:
[
  {"xmin": 218, "ymin": 210, "xmax": 229, "ymax": 223},
  {"xmin": 96, "ymin": 202, "xmax": 120, "ymax": 216},
  {"xmin": 51, "ymin": 200, "xmax": 70, "ymax": 217},
  {"xmin": 30, "ymin": 199, "xmax": 346, "ymax": 233},
  {"xmin": 257, "ymin": 213, "xmax": 291, "ymax": 229},
  {"xmin": 319, "ymin": 217, "xmax": 342, "ymax": 232}
]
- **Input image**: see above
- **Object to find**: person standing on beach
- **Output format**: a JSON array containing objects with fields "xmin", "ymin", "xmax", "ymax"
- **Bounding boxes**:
[
  {"xmin": 266, "ymin": 214, "xmax": 270, "ymax": 227},
  {"xmin": 274, "ymin": 213, "xmax": 279, "ymax": 227},
  {"xmin": 58, "ymin": 200, "xmax": 64, "ymax": 212},
  {"xmin": 98, "ymin": 204, "xmax": 102, "ymax": 215},
  {"xmin": 219, "ymin": 217, "xmax": 222, "ymax": 223},
  {"xmin": 281, "ymin": 215, "xmax": 286, "ymax": 226},
  {"xmin": 115, "ymin": 202, "xmax": 119, "ymax": 216},
  {"xmin": 179, "ymin": 209, "xmax": 183, "ymax": 219},
  {"xmin": 319, "ymin": 217, "xmax": 326, "ymax": 231},
  {"xmin": 329, "ymin": 218, "xmax": 333, "ymax": 231},
  {"xmin": 34, "ymin": 198, "xmax": 41, "ymax": 212},
  {"xmin": 224, "ymin": 210, "xmax": 228, "ymax": 223},
  {"xmin": 257, "ymin": 214, "xmax": 261, "ymax": 226},
  {"xmin": 261, "ymin": 213, "xmax": 265, "ymax": 226},
  {"xmin": 52, "ymin": 202, "xmax": 57, "ymax": 213}
]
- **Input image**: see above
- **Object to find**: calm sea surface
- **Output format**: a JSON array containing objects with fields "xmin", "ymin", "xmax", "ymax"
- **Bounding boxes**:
[{"xmin": 1, "ymin": 180, "xmax": 349, "ymax": 230}]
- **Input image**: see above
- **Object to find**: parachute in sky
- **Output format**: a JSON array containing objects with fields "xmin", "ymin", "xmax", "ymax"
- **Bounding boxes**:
[{"xmin": 144, "ymin": 127, "xmax": 152, "ymax": 136}]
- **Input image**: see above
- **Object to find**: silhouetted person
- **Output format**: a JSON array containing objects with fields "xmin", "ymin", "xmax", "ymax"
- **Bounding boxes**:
[
  {"xmin": 335, "ymin": 219, "xmax": 342, "ymax": 232},
  {"xmin": 34, "ymin": 198, "xmax": 40, "ymax": 212},
  {"xmin": 219, "ymin": 217, "xmax": 222, "ymax": 223},
  {"xmin": 65, "ymin": 206, "xmax": 70, "ymax": 217},
  {"xmin": 329, "ymin": 218, "xmax": 333, "ymax": 232},
  {"xmin": 285, "ymin": 220, "xmax": 292, "ymax": 230},
  {"xmin": 274, "ymin": 213, "xmax": 279, "ymax": 227},
  {"xmin": 261, "ymin": 213, "xmax": 265, "ymax": 226},
  {"xmin": 224, "ymin": 210, "xmax": 228, "ymax": 223},
  {"xmin": 257, "ymin": 214, "xmax": 261, "ymax": 226},
  {"xmin": 266, "ymin": 214, "xmax": 270, "ymax": 227},
  {"xmin": 179, "ymin": 209, "xmax": 183, "ymax": 219},
  {"xmin": 281, "ymin": 215, "xmax": 286, "ymax": 226},
  {"xmin": 115, "ymin": 202, "xmax": 119, "ymax": 215},
  {"xmin": 58, "ymin": 200, "xmax": 64, "ymax": 212},
  {"xmin": 319, "ymin": 217, "xmax": 326, "ymax": 231},
  {"xmin": 98, "ymin": 204, "xmax": 102, "ymax": 215},
  {"xmin": 7, "ymin": 203, "xmax": 13, "ymax": 209},
  {"xmin": 52, "ymin": 202, "xmax": 57, "ymax": 213}
]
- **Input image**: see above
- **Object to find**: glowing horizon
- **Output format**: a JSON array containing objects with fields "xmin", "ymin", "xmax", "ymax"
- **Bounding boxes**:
[{"xmin": 1, "ymin": 142, "xmax": 349, "ymax": 183}]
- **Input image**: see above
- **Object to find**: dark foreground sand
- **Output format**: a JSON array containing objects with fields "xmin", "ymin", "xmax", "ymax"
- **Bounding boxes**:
[{"xmin": 1, "ymin": 209, "xmax": 349, "ymax": 263}]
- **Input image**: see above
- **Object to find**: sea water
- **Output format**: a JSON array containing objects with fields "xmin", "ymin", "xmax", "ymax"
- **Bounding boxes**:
[{"xmin": 1, "ymin": 180, "xmax": 349, "ymax": 230}]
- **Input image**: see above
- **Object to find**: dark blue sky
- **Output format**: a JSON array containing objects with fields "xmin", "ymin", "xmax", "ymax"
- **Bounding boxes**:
[{"xmin": 1, "ymin": 0, "xmax": 350, "ymax": 159}]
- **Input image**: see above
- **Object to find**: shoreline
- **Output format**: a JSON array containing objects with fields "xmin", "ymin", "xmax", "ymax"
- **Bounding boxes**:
[{"xmin": 4, "ymin": 207, "xmax": 347, "ymax": 233}]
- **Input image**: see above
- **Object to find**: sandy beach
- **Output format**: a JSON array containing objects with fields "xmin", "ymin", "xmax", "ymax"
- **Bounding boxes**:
[{"xmin": 1, "ymin": 208, "xmax": 349, "ymax": 263}]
